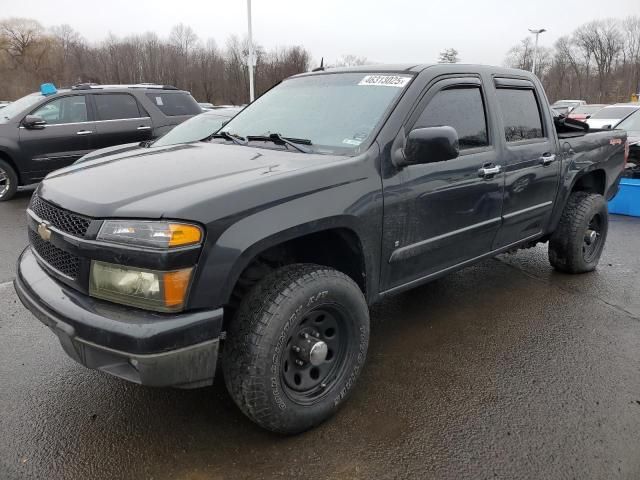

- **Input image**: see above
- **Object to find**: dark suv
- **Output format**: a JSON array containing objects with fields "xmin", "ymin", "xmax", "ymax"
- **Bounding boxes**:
[{"xmin": 0, "ymin": 83, "xmax": 201, "ymax": 201}]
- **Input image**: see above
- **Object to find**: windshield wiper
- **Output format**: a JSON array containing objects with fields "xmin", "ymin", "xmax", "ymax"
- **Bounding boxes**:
[
  {"xmin": 247, "ymin": 133, "xmax": 312, "ymax": 153},
  {"xmin": 207, "ymin": 131, "xmax": 248, "ymax": 145}
]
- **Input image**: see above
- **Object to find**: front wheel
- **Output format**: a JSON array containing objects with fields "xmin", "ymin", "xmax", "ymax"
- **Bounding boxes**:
[
  {"xmin": 548, "ymin": 192, "xmax": 608, "ymax": 273},
  {"xmin": 222, "ymin": 264, "xmax": 369, "ymax": 434}
]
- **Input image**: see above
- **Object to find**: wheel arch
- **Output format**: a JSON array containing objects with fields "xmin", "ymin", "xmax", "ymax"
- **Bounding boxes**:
[
  {"xmin": 570, "ymin": 168, "xmax": 606, "ymax": 196},
  {"xmin": 0, "ymin": 149, "xmax": 21, "ymax": 185},
  {"xmin": 189, "ymin": 216, "xmax": 375, "ymax": 313}
]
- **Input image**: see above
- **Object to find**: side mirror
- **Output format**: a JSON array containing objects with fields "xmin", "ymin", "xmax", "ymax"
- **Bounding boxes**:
[
  {"xmin": 23, "ymin": 115, "xmax": 46, "ymax": 130},
  {"xmin": 399, "ymin": 126, "xmax": 459, "ymax": 167},
  {"xmin": 603, "ymin": 124, "xmax": 612, "ymax": 130}
]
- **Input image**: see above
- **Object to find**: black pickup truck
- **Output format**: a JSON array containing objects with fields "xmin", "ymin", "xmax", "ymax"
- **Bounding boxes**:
[{"xmin": 15, "ymin": 64, "xmax": 627, "ymax": 434}]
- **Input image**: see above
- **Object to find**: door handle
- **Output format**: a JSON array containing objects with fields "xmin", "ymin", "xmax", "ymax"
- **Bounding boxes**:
[
  {"xmin": 539, "ymin": 154, "xmax": 556, "ymax": 166},
  {"xmin": 76, "ymin": 130, "xmax": 93, "ymax": 135},
  {"xmin": 137, "ymin": 126, "xmax": 152, "ymax": 131},
  {"xmin": 478, "ymin": 165, "xmax": 502, "ymax": 178}
]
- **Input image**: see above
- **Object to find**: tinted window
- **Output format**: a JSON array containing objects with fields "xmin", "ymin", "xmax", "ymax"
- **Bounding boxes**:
[
  {"xmin": 146, "ymin": 92, "xmax": 201, "ymax": 116},
  {"xmin": 95, "ymin": 94, "xmax": 142, "ymax": 120},
  {"xmin": 415, "ymin": 87, "xmax": 489, "ymax": 150},
  {"xmin": 32, "ymin": 95, "xmax": 88, "ymax": 125},
  {"xmin": 496, "ymin": 89, "xmax": 544, "ymax": 142}
]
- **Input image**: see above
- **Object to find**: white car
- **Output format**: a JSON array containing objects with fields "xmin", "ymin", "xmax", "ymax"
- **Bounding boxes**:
[
  {"xmin": 551, "ymin": 99, "xmax": 586, "ymax": 115},
  {"xmin": 586, "ymin": 103, "xmax": 640, "ymax": 130}
]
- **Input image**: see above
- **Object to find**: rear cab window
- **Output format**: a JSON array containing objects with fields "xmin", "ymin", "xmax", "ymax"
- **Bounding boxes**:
[
  {"xmin": 146, "ymin": 92, "xmax": 202, "ymax": 116},
  {"xmin": 94, "ymin": 93, "xmax": 146, "ymax": 120},
  {"xmin": 495, "ymin": 87, "xmax": 544, "ymax": 142}
]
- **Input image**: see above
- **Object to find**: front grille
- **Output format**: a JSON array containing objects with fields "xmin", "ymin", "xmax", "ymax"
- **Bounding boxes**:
[
  {"xmin": 29, "ymin": 194, "xmax": 91, "ymax": 238},
  {"xmin": 29, "ymin": 229, "xmax": 81, "ymax": 279}
]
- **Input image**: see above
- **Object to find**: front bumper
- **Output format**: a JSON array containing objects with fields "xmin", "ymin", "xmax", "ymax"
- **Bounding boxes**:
[{"xmin": 15, "ymin": 247, "xmax": 224, "ymax": 388}]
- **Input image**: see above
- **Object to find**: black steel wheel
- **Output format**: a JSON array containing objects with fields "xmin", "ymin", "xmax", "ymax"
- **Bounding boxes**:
[
  {"xmin": 549, "ymin": 191, "xmax": 608, "ymax": 273},
  {"xmin": 281, "ymin": 306, "xmax": 351, "ymax": 405},
  {"xmin": 223, "ymin": 264, "xmax": 369, "ymax": 434},
  {"xmin": 582, "ymin": 213, "xmax": 604, "ymax": 264}
]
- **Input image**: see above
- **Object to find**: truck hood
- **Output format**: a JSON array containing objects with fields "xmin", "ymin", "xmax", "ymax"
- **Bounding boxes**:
[{"xmin": 39, "ymin": 141, "xmax": 348, "ymax": 219}]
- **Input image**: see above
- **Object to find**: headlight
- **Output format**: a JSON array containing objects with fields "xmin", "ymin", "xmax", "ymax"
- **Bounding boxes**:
[
  {"xmin": 89, "ymin": 261, "xmax": 193, "ymax": 312},
  {"xmin": 97, "ymin": 221, "xmax": 203, "ymax": 249}
]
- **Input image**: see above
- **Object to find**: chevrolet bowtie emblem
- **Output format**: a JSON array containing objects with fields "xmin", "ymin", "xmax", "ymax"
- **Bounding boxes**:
[{"xmin": 37, "ymin": 222, "xmax": 52, "ymax": 242}]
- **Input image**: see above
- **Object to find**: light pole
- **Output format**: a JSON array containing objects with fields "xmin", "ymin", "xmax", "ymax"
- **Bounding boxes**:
[
  {"xmin": 528, "ymin": 28, "xmax": 546, "ymax": 75},
  {"xmin": 247, "ymin": 0, "xmax": 255, "ymax": 102}
]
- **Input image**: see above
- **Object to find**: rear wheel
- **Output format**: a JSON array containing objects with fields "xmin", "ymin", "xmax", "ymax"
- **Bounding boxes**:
[
  {"xmin": 0, "ymin": 159, "xmax": 18, "ymax": 202},
  {"xmin": 222, "ymin": 264, "xmax": 369, "ymax": 434},
  {"xmin": 548, "ymin": 192, "xmax": 608, "ymax": 273}
]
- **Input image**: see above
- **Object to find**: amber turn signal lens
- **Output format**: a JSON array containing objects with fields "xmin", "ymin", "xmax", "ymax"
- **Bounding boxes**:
[
  {"xmin": 163, "ymin": 269, "xmax": 193, "ymax": 308},
  {"xmin": 168, "ymin": 224, "xmax": 203, "ymax": 247}
]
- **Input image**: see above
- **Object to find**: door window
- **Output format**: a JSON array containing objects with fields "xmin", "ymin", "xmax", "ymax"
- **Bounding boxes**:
[
  {"xmin": 31, "ymin": 96, "xmax": 88, "ymax": 125},
  {"xmin": 414, "ymin": 86, "xmax": 489, "ymax": 151},
  {"xmin": 496, "ymin": 88, "xmax": 544, "ymax": 142},
  {"xmin": 94, "ymin": 94, "xmax": 143, "ymax": 120}
]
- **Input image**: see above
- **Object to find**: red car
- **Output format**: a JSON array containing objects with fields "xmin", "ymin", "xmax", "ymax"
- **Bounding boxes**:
[{"xmin": 567, "ymin": 104, "xmax": 607, "ymax": 121}]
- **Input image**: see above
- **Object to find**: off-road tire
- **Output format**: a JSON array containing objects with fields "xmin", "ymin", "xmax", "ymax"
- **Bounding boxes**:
[
  {"xmin": 549, "ymin": 192, "xmax": 608, "ymax": 273},
  {"xmin": 0, "ymin": 159, "xmax": 18, "ymax": 202},
  {"xmin": 222, "ymin": 263, "xmax": 369, "ymax": 434}
]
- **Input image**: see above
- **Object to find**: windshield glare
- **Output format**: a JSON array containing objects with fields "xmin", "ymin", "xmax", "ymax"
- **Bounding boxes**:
[
  {"xmin": 617, "ymin": 111, "xmax": 640, "ymax": 132},
  {"xmin": 571, "ymin": 105, "xmax": 603, "ymax": 115},
  {"xmin": 221, "ymin": 72, "xmax": 413, "ymax": 154},
  {"xmin": 153, "ymin": 113, "xmax": 231, "ymax": 147},
  {"xmin": 590, "ymin": 106, "xmax": 638, "ymax": 120},
  {"xmin": 0, "ymin": 93, "xmax": 44, "ymax": 123}
]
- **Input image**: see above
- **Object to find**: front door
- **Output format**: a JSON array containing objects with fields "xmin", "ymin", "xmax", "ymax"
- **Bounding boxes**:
[
  {"xmin": 491, "ymin": 79, "xmax": 561, "ymax": 248},
  {"xmin": 380, "ymin": 77, "xmax": 504, "ymax": 292},
  {"xmin": 19, "ymin": 94, "xmax": 94, "ymax": 181}
]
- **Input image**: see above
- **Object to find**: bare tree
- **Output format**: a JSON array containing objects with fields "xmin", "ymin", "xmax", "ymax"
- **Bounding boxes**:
[
  {"xmin": 334, "ymin": 54, "xmax": 370, "ymax": 67},
  {"xmin": 438, "ymin": 48, "xmax": 460, "ymax": 63},
  {"xmin": 574, "ymin": 19, "xmax": 623, "ymax": 101}
]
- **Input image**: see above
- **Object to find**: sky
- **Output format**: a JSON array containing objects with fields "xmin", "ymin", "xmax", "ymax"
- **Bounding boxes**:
[{"xmin": 2, "ymin": 0, "xmax": 640, "ymax": 66}]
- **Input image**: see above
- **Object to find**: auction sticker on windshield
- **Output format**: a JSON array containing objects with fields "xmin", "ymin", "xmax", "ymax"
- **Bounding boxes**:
[{"xmin": 358, "ymin": 75, "xmax": 411, "ymax": 88}]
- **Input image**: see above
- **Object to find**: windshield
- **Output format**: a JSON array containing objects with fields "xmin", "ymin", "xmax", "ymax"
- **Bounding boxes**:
[
  {"xmin": 590, "ymin": 106, "xmax": 638, "ymax": 120},
  {"xmin": 221, "ymin": 72, "xmax": 413, "ymax": 154},
  {"xmin": 617, "ymin": 110, "xmax": 640, "ymax": 132},
  {"xmin": 153, "ymin": 112, "xmax": 233, "ymax": 147},
  {"xmin": 0, "ymin": 93, "xmax": 44, "ymax": 123},
  {"xmin": 571, "ymin": 105, "xmax": 604, "ymax": 115}
]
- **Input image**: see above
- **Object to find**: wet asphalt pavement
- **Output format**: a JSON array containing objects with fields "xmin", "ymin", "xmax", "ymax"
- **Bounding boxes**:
[{"xmin": 1, "ymin": 192, "xmax": 640, "ymax": 480}]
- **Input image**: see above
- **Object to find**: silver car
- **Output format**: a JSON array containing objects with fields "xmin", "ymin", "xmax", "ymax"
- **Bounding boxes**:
[{"xmin": 586, "ymin": 103, "xmax": 640, "ymax": 130}]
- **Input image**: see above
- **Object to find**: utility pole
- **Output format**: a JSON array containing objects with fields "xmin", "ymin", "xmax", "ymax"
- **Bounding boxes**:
[
  {"xmin": 247, "ymin": 0, "xmax": 255, "ymax": 102},
  {"xmin": 528, "ymin": 28, "xmax": 546, "ymax": 75}
]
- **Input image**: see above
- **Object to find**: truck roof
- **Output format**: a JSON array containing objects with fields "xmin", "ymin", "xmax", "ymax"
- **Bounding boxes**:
[{"xmin": 294, "ymin": 63, "xmax": 537, "ymax": 79}]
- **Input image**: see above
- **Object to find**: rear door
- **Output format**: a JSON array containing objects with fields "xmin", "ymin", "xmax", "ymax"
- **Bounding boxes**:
[
  {"xmin": 91, "ymin": 93, "xmax": 153, "ymax": 149},
  {"xmin": 19, "ymin": 94, "xmax": 95, "ymax": 180},
  {"xmin": 491, "ymin": 78, "xmax": 561, "ymax": 248}
]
